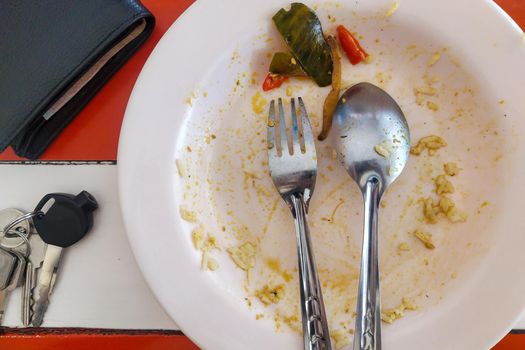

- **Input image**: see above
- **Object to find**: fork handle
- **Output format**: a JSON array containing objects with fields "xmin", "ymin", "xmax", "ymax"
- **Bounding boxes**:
[{"xmin": 291, "ymin": 194, "xmax": 332, "ymax": 350}]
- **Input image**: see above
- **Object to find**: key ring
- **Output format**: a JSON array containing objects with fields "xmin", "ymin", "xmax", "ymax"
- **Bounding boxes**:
[{"xmin": 0, "ymin": 211, "xmax": 43, "ymax": 253}]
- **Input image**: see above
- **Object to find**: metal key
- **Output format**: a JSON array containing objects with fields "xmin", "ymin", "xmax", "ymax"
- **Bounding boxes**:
[
  {"xmin": 31, "ymin": 191, "xmax": 98, "ymax": 326},
  {"xmin": 0, "ymin": 248, "xmax": 19, "ymax": 324},
  {"xmin": 0, "ymin": 247, "xmax": 25, "ymax": 324},
  {"xmin": 22, "ymin": 232, "xmax": 46, "ymax": 326},
  {"xmin": 0, "ymin": 208, "xmax": 33, "ymax": 325}
]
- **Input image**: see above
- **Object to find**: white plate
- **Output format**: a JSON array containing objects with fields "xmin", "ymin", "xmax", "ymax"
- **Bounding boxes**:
[{"xmin": 118, "ymin": 1, "xmax": 525, "ymax": 349}]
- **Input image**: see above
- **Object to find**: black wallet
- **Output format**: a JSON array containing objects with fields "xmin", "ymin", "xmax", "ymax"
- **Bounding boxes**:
[{"xmin": 0, "ymin": 0, "xmax": 155, "ymax": 159}]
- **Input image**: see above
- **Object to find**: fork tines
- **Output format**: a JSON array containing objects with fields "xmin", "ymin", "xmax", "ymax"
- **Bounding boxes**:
[{"xmin": 267, "ymin": 97, "xmax": 312, "ymax": 157}]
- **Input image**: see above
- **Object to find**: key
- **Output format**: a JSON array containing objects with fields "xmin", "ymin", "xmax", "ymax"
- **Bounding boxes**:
[
  {"xmin": 2, "ymin": 250, "xmax": 26, "ymax": 324},
  {"xmin": 22, "ymin": 233, "xmax": 46, "ymax": 326},
  {"xmin": 30, "ymin": 191, "xmax": 98, "ymax": 326},
  {"xmin": 10, "ymin": 251, "xmax": 27, "ymax": 288},
  {"xmin": 0, "ymin": 248, "xmax": 22, "ymax": 324},
  {"xmin": 0, "ymin": 208, "xmax": 33, "ymax": 325}
]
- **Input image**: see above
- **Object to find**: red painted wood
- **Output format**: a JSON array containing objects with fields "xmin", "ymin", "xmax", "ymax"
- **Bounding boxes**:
[
  {"xmin": 0, "ymin": 329, "xmax": 199, "ymax": 350},
  {"xmin": 496, "ymin": 0, "xmax": 525, "ymax": 30},
  {"xmin": 494, "ymin": 333, "xmax": 525, "ymax": 350},
  {"xmin": 1, "ymin": 328, "xmax": 525, "ymax": 350}
]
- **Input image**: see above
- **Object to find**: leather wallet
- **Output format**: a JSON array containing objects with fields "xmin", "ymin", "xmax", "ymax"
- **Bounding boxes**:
[{"xmin": 0, "ymin": 0, "xmax": 155, "ymax": 159}]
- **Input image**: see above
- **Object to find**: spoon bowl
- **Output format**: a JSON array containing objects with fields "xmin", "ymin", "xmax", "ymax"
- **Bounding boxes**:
[{"xmin": 331, "ymin": 82, "xmax": 410, "ymax": 193}]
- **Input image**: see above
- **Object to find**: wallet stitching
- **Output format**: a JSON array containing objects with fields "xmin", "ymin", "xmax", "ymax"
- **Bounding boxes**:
[{"xmin": 1, "ymin": 10, "xmax": 149, "ymax": 150}]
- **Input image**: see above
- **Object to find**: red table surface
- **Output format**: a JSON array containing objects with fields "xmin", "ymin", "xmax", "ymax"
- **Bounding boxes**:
[{"xmin": 1, "ymin": 0, "xmax": 524, "ymax": 349}]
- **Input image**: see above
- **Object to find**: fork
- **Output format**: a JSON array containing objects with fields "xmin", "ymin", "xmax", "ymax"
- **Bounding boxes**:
[{"xmin": 267, "ymin": 97, "xmax": 332, "ymax": 350}]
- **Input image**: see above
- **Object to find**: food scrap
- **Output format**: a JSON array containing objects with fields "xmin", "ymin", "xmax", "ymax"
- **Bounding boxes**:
[
  {"xmin": 285, "ymin": 85, "xmax": 297, "ymax": 97},
  {"xmin": 426, "ymin": 101, "xmax": 439, "ymax": 111},
  {"xmin": 331, "ymin": 329, "xmax": 351, "ymax": 350},
  {"xmin": 414, "ymin": 75, "xmax": 439, "ymax": 106},
  {"xmin": 427, "ymin": 52, "xmax": 441, "ymax": 67},
  {"xmin": 417, "ymin": 161, "xmax": 468, "ymax": 223},
  {"xmin": 191, "ymin": 226, "xmax": 219, "ymax": 271},
  {"xmin": 319, "ymin": 35, "xmax": 342, "ymax": 141},
  {"xmin": 445, "ymin": 205, "xmax": 468, "ymax": 223},
  {"xmin": 444, "ymin": 162, "xmax": 460, "ymax": 176},
  {"xmin": 255, "ymin": 284, "xmax": 285, "ymax": 305},
  {"xmin": 201, "ymin": 237, "xmax": 220, "ymax": 270},
  {"xmin": 265, "ymin": 258, "xmax": 293, "ymax": 282},
  {"xmin": 337, "ymin": 25, "xmax": 369, "ymax": 65},
  {"xmin": 385, "ymin": 2, "xmax": 400, "ymax": 18},
  {"xmin": 175, "ymin": 158, "xmax": 186, "ymax": 178},
  {"xmin": 191, "ymin": 226, "xmax": 204, "ymax": 249},
  {"xmin": 414, "ymin": 85, "xmax": 437, "ymax": 106},
  {"xmin": 203, "ymin": 235, "xmax": 218, "ymax": 250},
  {"xmin": 410, "ymin": 135, "xmax": 447, "ymax": 156},
  {"xmin": 250, "ymin": 72, "xmax": 258, "ymax": 85},
  {"xmin": 382, "ymin": 308, "xmax": 403, "ymax": 324},
  {"xmin": 435, "ymin": 174, "xmax": 454, "ymax": 195},
  {"xmin": 413, "ymin": 229, "xmax": 435, "ymax": 249},
  {"xmin": 207, "ymin": 258, "xmax": 219, "ymax": 271},
  {"xmin": 423, "ymin": 197, "xmax": 438, "ymax": 224},
  {"xmin": 185, "ymin": 90, "xmax": 198, "ymax": 107},
  {"xmin": 422, "ymin": 196, "xmax": 467, "ymax": 224},
  {"xmin": 180, "ymin": 206, "xmax": 198, "ymax": 223},
  {"xmin": 280, "ymin": 312, "xmax": 301, "ymax": 333},
  {"xmin": 401, "ymin": 298, "xmax": 418, "ymax": 311},
  {"xmin": 374, "ymin": 140, "xmax": 392, "ymax": 158},
  {"xmin": 322, "ymin": 198, "xmax": 345, "ymax": 223},
  {"xmin": 252, "ymin": 91, "xmax": 268, "ymax": 114},
  {"xmin": 271, "ymin": 3, "xmax": 333, "ymax": 87},
  {"xmin": 381, "ymin": 298, "xmax": 418, "ymax": 324},
  {"xmin": 398, "ymin": 242, "xmax": 410, "ymax": 252},
  {"xmin": 228, "ymin": 242, "xmax": 257, "ymax": 271},
  {"xmin": 262, "ymin": 73, "xmax": 288, "ymax": 92},
  {"xmin": 438, "ymin": 196, "xmax": 455, "ymax": 214}
]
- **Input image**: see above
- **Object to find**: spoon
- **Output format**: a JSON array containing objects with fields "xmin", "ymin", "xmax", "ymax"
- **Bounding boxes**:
[{"xmin": 329, "ymin": 82, "xmax": 410, "ymax": 350}]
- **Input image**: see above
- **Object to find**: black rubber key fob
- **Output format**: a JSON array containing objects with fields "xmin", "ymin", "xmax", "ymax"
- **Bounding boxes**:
[{"xmin": 33, "ymin": 191, "xmax": 98, "ymax": 248}]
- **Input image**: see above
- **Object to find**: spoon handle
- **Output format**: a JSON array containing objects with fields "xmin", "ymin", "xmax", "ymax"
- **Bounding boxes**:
[
  {"xmin": 291, "ymin": 194, "xmax": 332, "ymax": 350},
  {"xmin": 353, "ymin": 177, "xmax": 382, "ymax": 350}
]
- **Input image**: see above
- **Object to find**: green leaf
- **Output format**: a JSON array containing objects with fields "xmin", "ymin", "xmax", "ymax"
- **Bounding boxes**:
[
  {"xmin": 269, "ymin": 52, "xmax": 307, "ymax": 76},
  {"xmin": 272, "ymin": 3, "xmax": 333, "ymax": 87}
]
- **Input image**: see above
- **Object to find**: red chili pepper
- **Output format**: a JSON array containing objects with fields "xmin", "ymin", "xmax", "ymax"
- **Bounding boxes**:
[
  {"xmin": 336, "ymin": 25, "xmax": 369, "ymax": 65},
  {"xmin": 262, "ymin": 73, "xmax": 288, "ymax": 91}
]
